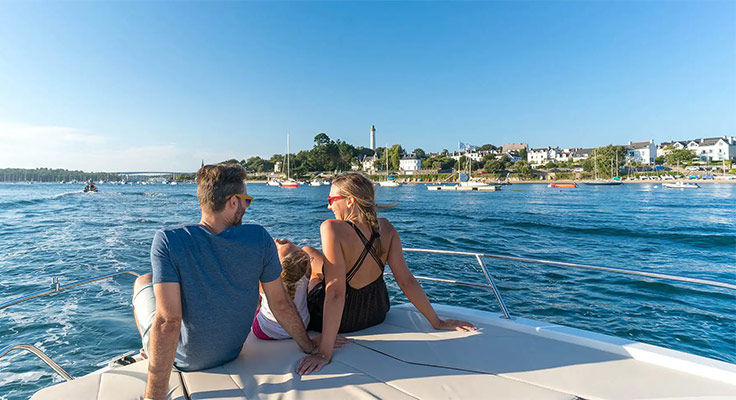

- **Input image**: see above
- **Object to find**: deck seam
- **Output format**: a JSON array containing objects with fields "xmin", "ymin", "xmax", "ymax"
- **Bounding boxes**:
[{"xmin": 351, "ymin": 341, "xmax": 578, "ymax": 399}]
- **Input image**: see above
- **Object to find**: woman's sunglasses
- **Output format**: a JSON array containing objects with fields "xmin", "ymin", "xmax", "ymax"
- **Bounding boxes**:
[
  {"xmin": 327, "ymin": 195, "xmax": 345, "ymax": 206},
  {"xmin": 231, "ymin": 194, "xmax": 254, "ymax": 209}
]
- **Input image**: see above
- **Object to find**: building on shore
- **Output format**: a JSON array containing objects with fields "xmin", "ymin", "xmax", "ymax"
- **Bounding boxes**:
[
  {"xmin": 360, "ymin": 155, "xmax": 378, "ymax": 172},
  {"xmin": 686, "ymin": 136, "xmax": 735, "ymax": 161},
  {"xmin": 657, "ymin": 140, "xmax": 688, "ymax": 159},
  {"xmin": 502, "ymin": 143, "xmax": 528, "ymax": 154},
  {"xmin": 528, "ymin": 147, "xmax": 560, "ymax": 165},
  {"xmin": 528, "ymin": 147, "xmax": 591, "ymax": 165},
  {"xmin": 624, "ymin": 140, "xmax": 656, "ymax": 165},
  {"xmin": 399, "ymin": 154, "xmax": 421, "ymax": 172},
  {"xmin": 657, "ymin": 136, "xmax": 735, "ymax": 162}
]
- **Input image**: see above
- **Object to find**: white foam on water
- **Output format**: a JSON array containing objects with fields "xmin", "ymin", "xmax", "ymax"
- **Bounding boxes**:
[{"xmin": 0, "ymin": 370, "xmax": 50, "ymax": 386}]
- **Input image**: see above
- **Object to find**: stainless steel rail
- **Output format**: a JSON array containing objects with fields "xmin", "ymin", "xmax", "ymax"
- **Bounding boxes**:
[
  {"xmin": 0, "ymin": 270, "xmax": 141, "ymax": 311},
  {"xmin": 403, "ymin": 248, "xmax": 736, "ymax": 291},
  {"xmin": 394, "ymin": 248, "xmax": 736, "ymax": 320},
  {"xmin": 0, "ymin": 344, "xmax": 73, "ymax": 381}
]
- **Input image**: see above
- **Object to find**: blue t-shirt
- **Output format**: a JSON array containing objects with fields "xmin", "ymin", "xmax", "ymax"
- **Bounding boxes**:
[{"xmin": 150, "ymin": 224, "xmax": 281, "ymax": 371}]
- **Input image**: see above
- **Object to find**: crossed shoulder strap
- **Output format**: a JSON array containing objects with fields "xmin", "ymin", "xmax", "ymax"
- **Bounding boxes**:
[{"xmin": 344, "ymin": 221, "xmax": 384, "ymax": 283}]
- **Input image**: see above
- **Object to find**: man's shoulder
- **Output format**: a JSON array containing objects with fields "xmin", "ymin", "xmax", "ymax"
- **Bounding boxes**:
[
  {"xmin": 152, "ymin": 224, "xmax": 204, "ymax": 247},
  {"xmin": 221, "ymin": 224, "xmax": 269, "ymax": 240},
  {"xmin": 157, "ymin": 224, "xmax": 202, "ymax": 238}
]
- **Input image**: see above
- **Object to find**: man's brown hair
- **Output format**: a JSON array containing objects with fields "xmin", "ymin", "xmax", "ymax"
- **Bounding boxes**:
[{"xmin": 196, "ymin": 164, "xmax": 246, "ymax": 212}]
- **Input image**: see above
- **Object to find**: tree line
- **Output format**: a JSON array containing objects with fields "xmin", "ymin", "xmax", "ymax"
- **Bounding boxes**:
[{"xmin": 0, "ymin": 168, "xmax": 123, "ymax": 183}]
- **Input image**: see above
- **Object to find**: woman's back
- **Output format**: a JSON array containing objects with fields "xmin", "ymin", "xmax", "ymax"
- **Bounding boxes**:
[
  {"xmin": 336, "ymin": 218, "xmax": 394, "ymax": 289},
  {"xmin": 307, "ymin": 218, "xmax": 395, "ymax": 333}
]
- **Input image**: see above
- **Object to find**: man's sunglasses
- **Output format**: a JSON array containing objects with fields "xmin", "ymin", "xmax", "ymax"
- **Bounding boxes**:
[
  {"xmin": 327, "ymin": 195, "xmax": 345, "ymax": 206},
  {"xmin": 231, "ymin": 194, "xmax": 254, "ymax": 209}
]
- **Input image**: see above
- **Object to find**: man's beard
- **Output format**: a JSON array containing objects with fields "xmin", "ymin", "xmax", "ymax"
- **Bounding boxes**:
[{"xmin": 231, "ymin": 202, "xmax": 244, "ymax": 226}]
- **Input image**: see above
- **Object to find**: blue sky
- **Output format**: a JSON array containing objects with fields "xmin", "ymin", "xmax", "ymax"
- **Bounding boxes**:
[{"xmin": 0, "ymin": 1, "xmax": 733, "ymax": 172}]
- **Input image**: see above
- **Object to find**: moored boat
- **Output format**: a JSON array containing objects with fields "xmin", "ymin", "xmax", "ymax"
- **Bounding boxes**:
[
  {"xmin": 548, "ymin": 183, "xmax": 578, "ymax": 188},
  {"xmin": 663, "ymin": 181, "xmax": 700, "ymax": 189}
]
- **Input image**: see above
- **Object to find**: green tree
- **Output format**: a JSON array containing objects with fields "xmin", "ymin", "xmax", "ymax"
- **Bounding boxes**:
[
  {"xmin": 519, "ymin": 148, "xmax": 528, "ymax": 161},
  {"xmin": 484, "ymin": 157, "xmax": 506, "ymax": 174},
  {"xmin": 413, "ymin": 148, "xmax": 426, "ymax": 159},
  {"xmin": 666, "ymin": 148, "xmax": 696, "ymax": 166},
  {"xmin": 582, "ymin": 145, "xmax": 627, "ymax": 178},
  {"xmin": 388, "ymin": 144, "xmax": 404, "ymax": 171},
  {"xmin": 514, "ymin": 160, "xmax": 532, "ymax": 178},
  {"xmin": 478, "ymin": 144, "xmax": 497, "ymax": 151}
]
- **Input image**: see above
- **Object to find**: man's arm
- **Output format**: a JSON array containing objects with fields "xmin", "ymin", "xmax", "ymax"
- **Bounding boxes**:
[
  {"xmin": 261, "ymin": 277, "xmax": 315, "ymax": 353},
  {"xmin": 145, "ymin": 282, "xmax": 182, "ymax": 400}
]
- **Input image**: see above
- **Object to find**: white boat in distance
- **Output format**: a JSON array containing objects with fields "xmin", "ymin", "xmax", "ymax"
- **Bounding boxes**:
[
  {"xmin": 266, "ymin": 178, "xmax": 281, "ymax": 187},
  {"xmin": 379, "ymin": 143, "xmax": 401, "ymax": 187},
  {"xmin": 280, "ymin": 133, "xmax": 299, "ymax": 188},
  {"xmin": 663, "ymin": 181, "xmax": 700, "ymax": 189},
  {"xmin": 6, "ymin": 248, "xmax": 735, "ymax": 400},
  {"xmin": 379, "ymin": 180, "xmax": 400, "ymax": 187}
]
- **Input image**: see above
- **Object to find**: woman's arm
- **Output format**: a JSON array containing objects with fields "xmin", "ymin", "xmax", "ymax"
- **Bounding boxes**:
[
  {"xmin": 297, "ymin": 221, "xmax": 347, "ymax": 374},
  {"xmin": 385, "ymin": 222, "xmax": 477, "ymax": 332}
]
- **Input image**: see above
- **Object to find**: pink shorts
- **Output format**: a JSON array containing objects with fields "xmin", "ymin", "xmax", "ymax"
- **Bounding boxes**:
[{"xmin": 252, "ymin": 312, "xmax": 276, "ymax": 340}]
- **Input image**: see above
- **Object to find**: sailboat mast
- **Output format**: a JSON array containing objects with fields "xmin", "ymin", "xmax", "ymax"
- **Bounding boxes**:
[
  {"xmin": 385, "ymin": 143, "xmax": 389, "ymax": 181},
  {"xmin": 286, "ymin": 133, "xmax": 290, "ymax": 180},
  {"xmin": 594, "ymin": 148, "xmax": 598, "ymax": 180}
]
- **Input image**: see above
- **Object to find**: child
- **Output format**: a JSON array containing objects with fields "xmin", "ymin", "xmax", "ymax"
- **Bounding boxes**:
[{"xmin": 253, "ymin": 238, "xmax": 312, "ymax": 340}]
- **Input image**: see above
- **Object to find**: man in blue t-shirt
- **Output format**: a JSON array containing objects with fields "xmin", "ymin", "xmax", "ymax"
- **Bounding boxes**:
[{"xmin": 131, "ymin": 164, "xmax": 318, "ymax": 400}]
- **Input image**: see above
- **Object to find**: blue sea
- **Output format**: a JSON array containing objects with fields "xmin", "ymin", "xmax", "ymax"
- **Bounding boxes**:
[{"xmin": 1, "ymin": 182, "xmax": 734, "ymax": 399}]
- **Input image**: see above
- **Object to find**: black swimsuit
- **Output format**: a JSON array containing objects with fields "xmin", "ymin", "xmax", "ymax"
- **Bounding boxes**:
[{"xmin": 307, "ymin": 221, "xmax": 391, "ymax": 333}]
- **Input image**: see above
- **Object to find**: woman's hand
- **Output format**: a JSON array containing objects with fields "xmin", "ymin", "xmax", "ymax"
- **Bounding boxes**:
[
  {"xmin": 434, "ymin": 318, "xmax": 477, "ymax": 332},
  {"xmin": 297, "ymin": 353, "xmax": 330, "ymax": 375}
]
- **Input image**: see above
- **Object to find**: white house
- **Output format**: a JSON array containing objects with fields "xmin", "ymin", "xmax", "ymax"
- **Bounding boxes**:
[
  {"xmin": 399, "ymin": 154, "xmax": 421, "ymax": 171},
  {"xmin": 450, "ymin": 150, "xmax": 496, "ymax": 162},
  {"xmin": 624, "ymin": 140, "xmax": 656, "ymax": 165},
  {"xmin": 528, "ymin": 147, "xmax": 560, "ymax": 165},
  {"xmin": 361, "ymin": 156, "xmax": 378, "ymax": 172},
  {"xmin": 686, "ymin": 137, "xmax": 736, "ymax": 161},
  {"xmin": 657, "ymin": 141, "xmax": 687, "ymax": 159},
  {"xmin": 502, "ymin": 143, "xmax": 528, "ymax": 154},
  {"xmin": 571, "ymin": 148, "xmax": 593, "ymax": 162}
]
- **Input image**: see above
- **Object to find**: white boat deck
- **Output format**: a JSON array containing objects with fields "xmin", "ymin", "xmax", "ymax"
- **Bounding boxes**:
[{"xmin": 31, "ymin": 304, "xmax": 736, "ymax": 400}]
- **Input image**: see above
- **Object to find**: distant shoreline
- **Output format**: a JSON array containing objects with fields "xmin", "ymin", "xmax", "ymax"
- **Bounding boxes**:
[{"xmin": 243, "ymin": 179, "xmax": 736, "ymax": 185}]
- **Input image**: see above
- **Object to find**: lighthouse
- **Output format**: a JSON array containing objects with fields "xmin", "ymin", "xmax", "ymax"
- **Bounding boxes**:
[{"xmin": 370, "ymin": 125, "xmax": 376, "ymax": 151}]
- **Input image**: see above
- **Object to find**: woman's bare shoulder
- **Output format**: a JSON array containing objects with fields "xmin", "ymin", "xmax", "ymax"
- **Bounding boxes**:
[
  {"xmin": 321, "ymin": 219, "xmax": 349, "ymax": 234},
  {"xmin": 378, "ymin": 217, "xmax": 397, "ymax": 235}
]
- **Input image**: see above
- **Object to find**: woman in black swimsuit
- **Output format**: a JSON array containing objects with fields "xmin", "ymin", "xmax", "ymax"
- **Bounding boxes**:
[{"xmin": 297, "ymin": 173, "xmax": 476, "ymax": 375}]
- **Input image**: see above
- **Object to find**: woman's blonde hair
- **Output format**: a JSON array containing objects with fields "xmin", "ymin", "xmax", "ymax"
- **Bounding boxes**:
[
  {"xmin": 332, "ymin": 173, "xmax": 383, "ymax": 257},
  {"xmin": 280, "ymin": 250, "xmax": 310, "ymax": 299}
]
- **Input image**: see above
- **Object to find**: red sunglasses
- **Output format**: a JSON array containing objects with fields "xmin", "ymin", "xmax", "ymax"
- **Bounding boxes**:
[{"xmin": 328, "ymin": 195, "xmax": 345, "ymax": 206}]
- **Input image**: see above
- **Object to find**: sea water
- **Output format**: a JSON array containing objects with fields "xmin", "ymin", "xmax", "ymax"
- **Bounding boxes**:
[{"xmin": 1, "ymin": 182, "xmax": 734, "ymax": 399}]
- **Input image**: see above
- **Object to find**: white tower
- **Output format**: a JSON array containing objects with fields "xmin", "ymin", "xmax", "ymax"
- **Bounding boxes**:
[{"xmin": 370, "ymin": 125, "xmax": 376, "ymax": 151}]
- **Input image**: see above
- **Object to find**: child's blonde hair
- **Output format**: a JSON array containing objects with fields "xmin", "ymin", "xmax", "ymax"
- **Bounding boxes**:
[{"xmin": 280, "ymin": 250, "xmax": 310, "ymax": 299}]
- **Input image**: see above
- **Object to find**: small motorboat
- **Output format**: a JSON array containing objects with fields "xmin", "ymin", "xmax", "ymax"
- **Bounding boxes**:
[
  {"xmin": 548, "ymin": 183, "xmax": 578, "ymax": 188},
  {"xmin": 265, "ymin": 179, "xmax": 281, "ymax": 187},
  {"xmin": 280, "ymin": 179, "xmax": 299, "ymax": 188},
  {"xmin": 663, "ymin": 181, "xmax": 700, "ymax": 189}
]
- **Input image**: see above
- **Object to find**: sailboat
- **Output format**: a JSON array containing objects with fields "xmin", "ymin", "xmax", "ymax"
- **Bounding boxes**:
[
  {"xmin": 585, "ymin": 148, "xmax": 622, "ymax": 186},
  {"xmin": 280, "ymin": 133, "xmax": 299, "ymax": 188},
  {"xmin": 379, "ymin": 145, "xmax": 400, "ymax": 187},
  {"xmin": 457, "ymin": 156, "xmax": 489, "ymax": 188}
]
